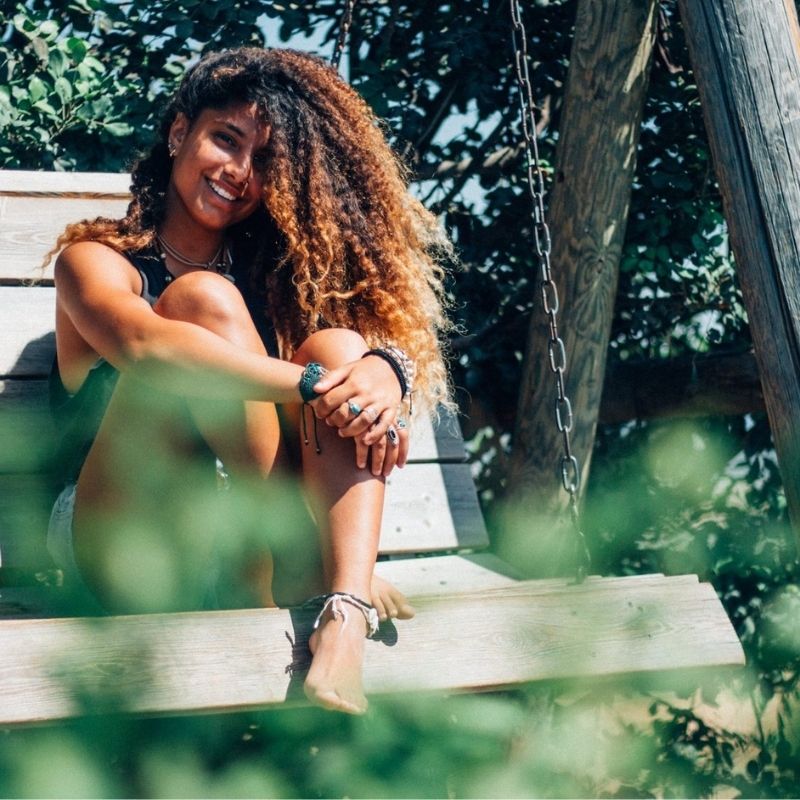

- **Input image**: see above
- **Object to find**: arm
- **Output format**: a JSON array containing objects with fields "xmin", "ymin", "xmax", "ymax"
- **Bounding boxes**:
[{"xmin": 55, "ymin": 241, "xmax": 305, "ymax": 403}]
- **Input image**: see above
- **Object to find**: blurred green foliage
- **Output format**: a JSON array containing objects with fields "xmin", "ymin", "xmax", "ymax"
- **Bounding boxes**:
[{"xmin": 2, "ymin": 0, "xmax": 800, "ymax": 796}]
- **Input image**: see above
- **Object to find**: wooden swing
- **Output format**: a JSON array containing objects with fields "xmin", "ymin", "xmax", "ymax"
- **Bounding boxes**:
[{"xmin": 0, "ymin": 0, "xmax": 747, "ymax": 726}]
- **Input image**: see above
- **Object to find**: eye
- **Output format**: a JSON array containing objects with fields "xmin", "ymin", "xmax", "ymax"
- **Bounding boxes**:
[{"xmin": 214, "ymin": 131, "xmax": 237, "ymax": 147}]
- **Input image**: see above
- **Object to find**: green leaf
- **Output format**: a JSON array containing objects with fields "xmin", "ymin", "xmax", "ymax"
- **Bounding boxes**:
[
  {"xmin": 32, "ymin": 37, "xmax": 50, "ymax": 62},
  {"xmin": 66, "ymin": 38, "xmax": 88, "ymax": 64},
  {"xmin": 48, "ymin": 49, "xmax": 68, "ymax": 78},
  {"xmin": 39, "ymin": 20, "xmax": 60, "ymax": 41},
  {"xmin": 32, "ymin": 99, "xmax": 58, "ymax": 117},
  {"xmin": 55, "ymin": 76, "xmax": 73, "ymax": 105},
  {"xmin": 28, "ymin": 76, "xmax": 48, "ymax": 103},
  {"xmin": 103, "ymin": 121, "xmax": 133, "ymax": 137}
]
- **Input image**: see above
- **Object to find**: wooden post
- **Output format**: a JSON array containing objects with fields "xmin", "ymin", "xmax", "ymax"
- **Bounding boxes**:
[
  {"xmin": 678, "ymin": 0, "xmax": 800, "ymax": 535},
  {"xmin": 507, "ymin": 0, "xmax": 657, "ymax": 516}
]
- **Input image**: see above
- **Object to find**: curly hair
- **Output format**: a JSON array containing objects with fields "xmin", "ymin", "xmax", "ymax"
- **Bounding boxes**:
[{"xmin": 50, "ymin": 47, "xmax": 455, "ymax": 415}]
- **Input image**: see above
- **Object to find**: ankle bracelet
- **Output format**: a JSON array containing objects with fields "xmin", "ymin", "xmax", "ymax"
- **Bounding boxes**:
[{"xmin": 305, "ymin": 592, "xmax": 380, "ymax": 638}]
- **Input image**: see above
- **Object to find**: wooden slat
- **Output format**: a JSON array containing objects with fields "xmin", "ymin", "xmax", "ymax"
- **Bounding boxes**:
[
  {"xmin": 0, "ymin": 574, "xmax": 744, "ymax": 725},
  {"xmin": 0, "ymin": 170, "xmax": 131, "ymax": 196},
  {"xmin": 0, "ymin": 194, "xmax": 129, "ymax": 283},
  {"xmin": 381, "ymin": 462, "xmax": 487, "ymax": 552},
  {"xmin": 0, "ymin": 460, "xmax": 488, "ymax": 569},
  {"xmin": 0, "ymin": 287, "xmax": 55, "ymax": 377}
]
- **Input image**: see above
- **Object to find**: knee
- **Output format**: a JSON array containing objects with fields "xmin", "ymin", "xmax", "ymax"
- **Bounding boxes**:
[
  {"xmin": 154, "ymin": 271, "xmax": 249, "ymax": 332},
  {"xmin": 292, "ymin": 329, "xmax": 367, "ymax": 367}
]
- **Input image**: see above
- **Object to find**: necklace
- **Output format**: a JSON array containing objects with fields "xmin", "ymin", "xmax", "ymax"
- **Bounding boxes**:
[
  {"xmin": 156, "ymin": 233, "xmax": 235, "ymax": 283},
  {"xmin": 157, "ymin": 233, "xmax": 224, "ymax": 269}
]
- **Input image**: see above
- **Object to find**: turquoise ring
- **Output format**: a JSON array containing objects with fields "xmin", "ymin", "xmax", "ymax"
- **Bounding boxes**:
[{"xmin": 347, "ymin": 400, "xmax": 362, "ymax": 417}]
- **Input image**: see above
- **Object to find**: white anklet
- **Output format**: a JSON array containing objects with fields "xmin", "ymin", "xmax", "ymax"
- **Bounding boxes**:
[{"xmin": 305, "ymin": 592, "xmax": 380, "ymax": 638}]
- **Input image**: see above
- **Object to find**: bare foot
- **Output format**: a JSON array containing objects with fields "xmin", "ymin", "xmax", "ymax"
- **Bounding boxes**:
[
  {"xmin": 305, "ymin": 607, "xmax": 369, "ymax": 715},
  {"xmin": 370, "ymin": 574, "xmax": 416, "ymax": 622}
]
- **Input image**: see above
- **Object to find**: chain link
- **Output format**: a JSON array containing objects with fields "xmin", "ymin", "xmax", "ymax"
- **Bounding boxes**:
[
  {"xmin": 509, "ymin": 0, "xmax": 591, "ymax": 583},
  {"xmin": 331, "ymin": 0, "xmax": 357, "ymax": 70}
]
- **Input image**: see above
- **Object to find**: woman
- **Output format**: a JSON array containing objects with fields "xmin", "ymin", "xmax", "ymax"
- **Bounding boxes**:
[{"xmin": 47, "ymin": 47, "xmax": 453, "ymax": 714}]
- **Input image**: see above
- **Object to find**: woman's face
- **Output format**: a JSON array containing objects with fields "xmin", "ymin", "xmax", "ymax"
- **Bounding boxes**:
[{"xmin": 166, "ymin": 102, "xmax": 270, "ymax": 234}]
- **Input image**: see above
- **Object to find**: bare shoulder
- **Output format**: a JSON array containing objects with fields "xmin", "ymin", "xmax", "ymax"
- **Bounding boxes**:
[{"xmin": 55, "ymin": 240, "xmax": 140, "ymax": 293}]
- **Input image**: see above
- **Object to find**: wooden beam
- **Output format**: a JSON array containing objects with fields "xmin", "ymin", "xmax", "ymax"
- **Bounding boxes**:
[
  {"xmin": 0, "ymin": 574, "xmax": 744, "ymax": 725},
  {"xmin": 508, "ymin": 0, "xmax": 658, "ymax": 517},
  {"xmin": 678, "ymin": 0, "xmax": 800, "ymax": 533}
]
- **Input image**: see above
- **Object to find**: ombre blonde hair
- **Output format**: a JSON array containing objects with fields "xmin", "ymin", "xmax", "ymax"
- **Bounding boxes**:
[{"xmin": 50, "ymin": 47, "xmax": 455, "ymax": 415}]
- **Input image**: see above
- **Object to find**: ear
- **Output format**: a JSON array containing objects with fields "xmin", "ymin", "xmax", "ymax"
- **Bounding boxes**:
[{"xmin": 168, "ymin": 113, "xmax": 190, "ymax": 153}]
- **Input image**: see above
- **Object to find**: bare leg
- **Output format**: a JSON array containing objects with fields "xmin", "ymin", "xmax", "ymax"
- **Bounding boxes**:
[
  {"xmin": 73, "ymin": 272, "xmax": 287, "ymax": 610},
  {"xmin": 289, "ymin": 330, "xmax": 416, "ymax": 714}
]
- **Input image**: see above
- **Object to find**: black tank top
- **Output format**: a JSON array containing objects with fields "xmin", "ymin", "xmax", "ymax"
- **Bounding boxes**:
[{"xmin": 49, "ymin": 248, "xmax": 279, "ymax": 485}]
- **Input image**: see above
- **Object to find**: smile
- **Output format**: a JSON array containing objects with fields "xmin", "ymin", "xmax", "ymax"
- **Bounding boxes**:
[{"xmin": 206, "ymin": 178, "xmax": 239, "ymax": 202}]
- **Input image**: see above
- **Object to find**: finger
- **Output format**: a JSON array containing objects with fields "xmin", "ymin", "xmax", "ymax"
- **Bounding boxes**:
[
  {"xmin": 355, "ymin": 437, "xmax": 369, "ymax": 470},
  {"xmin": 338, "ymin": 405, "xmax": 380, "ymax": 438},
  {"xmin": 362, "ymin": 407, "xmax": 394, "ymax": 447},
  {"xmin": 372, "ymin": 592, "xmax": 388, "ymax": 622},
  {"xmin": 381, "ymin": 435, "xmax": 399, "ymax": 477},
  {"xmin": 397, "ymin": 427, "xmax": 410, "ymax": 469},
  {"xmin": 325, "ymin": 399, "xmax": 361, "ymax": 428},
  {"xmin": 370, "ymin": 436, "xmax": 388, "ymax": 476},
  {"xmin": 308, "ymin": 364, "xmax": 347, "ymax": 393}
]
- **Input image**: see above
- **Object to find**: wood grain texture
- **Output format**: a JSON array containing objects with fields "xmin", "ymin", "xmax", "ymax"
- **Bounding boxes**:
[
  {"xmin": 678, "ymin": 0, "xmax": 800, "ymax": 532},
  {"xmin": 0, "ymin": 194, "xmax": 129, "ymax": 283},
  {"xmin": 0, "ymin": 574, "xmax": 744, "ymax": 724},
  {"xmin": 0, "ymin": 171, "xmax": 130, "ymax": 196},
  {"xmin": 509, "ymin": 0, "xmax": 658, "ymax": 513}
]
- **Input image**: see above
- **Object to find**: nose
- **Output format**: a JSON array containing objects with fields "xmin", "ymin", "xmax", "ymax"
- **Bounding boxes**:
[{"xmin": 227, "ymin": 152, "xmax": 252, "ymax": 194}]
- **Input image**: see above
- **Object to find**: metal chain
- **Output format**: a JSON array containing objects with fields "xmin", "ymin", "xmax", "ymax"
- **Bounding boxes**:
[
  {"xmin": 331, "ymin": 0, "xmax": 357, "ymax": 70},
  {"xmin": 509, "ymin": 0, "xmax": 591, "ymax": 583}
]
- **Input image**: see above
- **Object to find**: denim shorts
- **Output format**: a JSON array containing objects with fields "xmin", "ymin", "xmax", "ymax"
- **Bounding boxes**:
[{"xmin": 47, "ymin": 483, "xmax": 107, "ymax": 614}]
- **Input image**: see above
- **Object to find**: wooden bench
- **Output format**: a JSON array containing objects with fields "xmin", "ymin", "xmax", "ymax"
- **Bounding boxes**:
[{"xmin": 0, "ymin": 170, "xmax": 745, "ymax": 725}]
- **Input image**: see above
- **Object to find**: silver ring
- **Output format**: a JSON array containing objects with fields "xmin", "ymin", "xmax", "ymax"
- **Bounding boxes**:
[
  {"xmin": 396, "ymin": 417, "xmax": 407, "ymax": 429},
  {"xmin": 347, "ymin": 400, "xmax": 362, "ymax": 417},
  {"xmin": 364, "ymin": 407, "xmax": 378, "ymax": 423},
  {"xmin": 386, "ymin": 425, "xmax": 399, "ymax": 446}
]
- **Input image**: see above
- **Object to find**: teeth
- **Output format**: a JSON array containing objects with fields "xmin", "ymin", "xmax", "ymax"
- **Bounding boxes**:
[{"xmin": 207, "ymin": 179, "xmax": 237, "ymax": 201}]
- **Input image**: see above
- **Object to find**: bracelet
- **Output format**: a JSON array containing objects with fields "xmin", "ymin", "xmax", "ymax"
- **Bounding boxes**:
[
  {"xmin": 299, "ymin": 361, "xmax": 327, "ymax": 403},
  {"xmin": 362, "ymin": 348, "xmax": 410, "ymax": 398}
]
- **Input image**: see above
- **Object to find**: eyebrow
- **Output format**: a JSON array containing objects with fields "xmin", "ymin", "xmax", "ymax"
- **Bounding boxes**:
[{"xmin": 217, "ymin": 121, "xmax": 246, "ymax": 137}]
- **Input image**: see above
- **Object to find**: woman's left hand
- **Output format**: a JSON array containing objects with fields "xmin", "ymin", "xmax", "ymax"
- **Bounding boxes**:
[{"xmin": 310, "ymin": 355, "xmax": 410, "ymax": 474}]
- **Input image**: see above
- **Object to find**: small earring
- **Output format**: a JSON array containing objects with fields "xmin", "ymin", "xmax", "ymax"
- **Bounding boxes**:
[{"xmin": 168, "ymin": 142, "xmax": 177, "ymax": 157}]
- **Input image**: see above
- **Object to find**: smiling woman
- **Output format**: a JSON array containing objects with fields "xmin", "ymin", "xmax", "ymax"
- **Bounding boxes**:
[{"xmin": 44, "ymin": 47, "xmax": 454, "ymax": 715}]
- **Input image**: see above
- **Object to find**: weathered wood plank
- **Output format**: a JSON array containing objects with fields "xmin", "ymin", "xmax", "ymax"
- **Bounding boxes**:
[
  {"xmin": 678, "ymin": 0, "xmax": 800, "ymax": 532},
  {"xmin": 0, "ymin": 195, "xmax": 129, "ymax": 284},
  {"xmin": 0, "ymin": 575, "xmax": 744, "ymax": 724},
  {"xmin": 0, "ymin": 461, "xmax": 488, "ymax": 567},
  {"xmin": 509, "ymin": 0, "xmax": 658, "ymax": 513},
  {"xmin": 0, "ymin": 170, "xmax": 130, "ymax": 197}
]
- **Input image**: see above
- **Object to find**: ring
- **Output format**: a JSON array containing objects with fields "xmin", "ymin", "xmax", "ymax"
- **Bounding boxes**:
[
  {"xmin": 396, "ymin": 417, "xmax": 407, "ymax": 429},
  {"xmin": 364, "ymin": 407, "xmax": 378, "ymax": 423},
  {"xmin": 347, "ymin": 400, "xmax": 362, "ymax": 417},
  {"xmin": 386, "ymin": 425, "xmax": 399, "ymax": 446}
]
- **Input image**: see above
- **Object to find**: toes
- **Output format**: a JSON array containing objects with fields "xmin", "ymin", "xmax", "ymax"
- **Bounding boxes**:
[
  {"xmin": 305, "ymin": 685, "xmax": 367, "ymax": 715},
  {"xmin": 373, "ymin": 594, "xmax": 388, "ymax": 622},
  {"xmin": 396, "ymin": 601, "xmax": 416, "ymax": 620}
]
